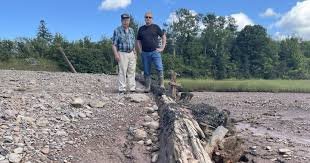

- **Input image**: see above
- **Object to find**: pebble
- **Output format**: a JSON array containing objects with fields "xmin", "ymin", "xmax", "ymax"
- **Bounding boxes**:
[
  {"xmin": 137, "ymin": 140, "xmax": 144, "ymax": 145},
  {"xmin": 145, "ymin": 139, "xmax": 153, "ymax": 146},
  {"xmin": 78, "ymin": 112, "xmax": 87, "ymax": 118},
  {"xmin": 133, "ymin": 129, "xmax": 147, "ymax": 140},
  {"xmin": 148, "ymin": 121, "xmax": 160, "ymax": 130},
  {"xmin": 13, "ymin": 147, "xmax": 23, "ymax": 154},
  {"xmin": 41, "ymin": 147, "xmax": 50, "ymax": 154},
  {"xmin": 0, "ymin": 155, "xmax": 5, "ymax": 161},
  {"xmin": 151, "ymin": 153, "xmax": 159, "ymax": 163},
  {"xmin": 278, "ymin": 148, "xmax": 292, "ymax": 155},
  {"xmin": 8, "ymin": 153, "xmax": 22, "ymax": 163},
  {"xmin": 250, "ymin": 146, "xmax": 257, "ymax": 150}
]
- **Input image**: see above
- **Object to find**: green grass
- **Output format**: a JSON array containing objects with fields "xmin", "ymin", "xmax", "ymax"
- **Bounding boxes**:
[
  {"xmin": 0, "ymin": 58, "xmax": 63, "ymax": 72},
  {"xmin": 169, "ymin": 79, "xmax": 310, "ymax": 93}
]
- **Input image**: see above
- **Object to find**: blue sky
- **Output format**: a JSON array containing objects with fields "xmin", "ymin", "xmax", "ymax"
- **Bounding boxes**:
[{"xmin": 0, "ymin": 0, "xmax": 309, "ymax": 41}]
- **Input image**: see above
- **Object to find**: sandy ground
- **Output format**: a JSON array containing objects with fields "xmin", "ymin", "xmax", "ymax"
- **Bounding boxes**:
[{"xmin": 191, "ymin": 92, "xmax": 310, "ymax": 163}]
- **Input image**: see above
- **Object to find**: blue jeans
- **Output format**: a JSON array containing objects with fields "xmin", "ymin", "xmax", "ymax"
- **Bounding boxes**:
[{"xmin": 141, "ymin": 51, "xmax": 163, "ymax": 77}]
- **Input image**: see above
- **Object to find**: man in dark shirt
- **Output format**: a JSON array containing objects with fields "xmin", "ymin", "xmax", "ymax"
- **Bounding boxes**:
[{"xmin": 136, "ymin": 12, "xmax": 166, "ymax": 92}]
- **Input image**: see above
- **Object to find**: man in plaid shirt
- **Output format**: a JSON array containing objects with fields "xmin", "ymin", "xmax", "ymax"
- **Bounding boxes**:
[{"xmin": 112, "ymin": 13, "xmax": 137, "ymax": 94}]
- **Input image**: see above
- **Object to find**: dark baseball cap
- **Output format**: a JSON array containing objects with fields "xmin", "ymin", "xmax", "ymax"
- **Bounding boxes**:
[{"xmin": 121, "ymin": 13, "xmax": 130, "ymax": 19}]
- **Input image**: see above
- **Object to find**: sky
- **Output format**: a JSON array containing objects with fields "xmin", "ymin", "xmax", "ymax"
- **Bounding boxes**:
[{"xmin": 0, "ymin": 0, "xmax": 309, "ymax": 41}]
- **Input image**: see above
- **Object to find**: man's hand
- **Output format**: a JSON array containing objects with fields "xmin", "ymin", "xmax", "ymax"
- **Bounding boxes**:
[
  {"xmin": 115, "ymin": 53, "xmax": 121, "ymax": 62},
  {"xmin": 136, "ymin": 40, "xmax": 142, "ymax": 54},
  {"xmin": 156, "ymin": 47, "xmax": 164, "ymax": 53},
  {"xmin": 133, "ymin": 50, "xmax": 137, "ymax": 58},
  {"xmin": 112, "ymin": 45, "xmax": 121, "ymax": 62}
]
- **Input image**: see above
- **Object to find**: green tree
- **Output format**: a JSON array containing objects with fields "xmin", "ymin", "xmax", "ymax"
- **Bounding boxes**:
[
  {"xmin": 278, "ymin": 38, "xmax": 306, "ymax": 79},
  {"xmin": 301, "ymin": 41, "xmax": 310, "ymax": 58},
  {"xmin": 167, "ymin": 8, "xmax": 201, "ymax": 63},
  {"xmin": 34, "ymin": 20, "xmax": 53, "ymax": 57},
  {"xmin": 37, "ymin": 20, "xmax": 53, "ymax": 43},
  {"xmin": 201, "ymin": 14, "xmax": 237, "ymax": 79},
  {"xmin": 0, "ymin": 40, "xmax": 14, "ymax": 61},
  {"xmin": 232, "ymin": 25, "xmax": 278, "ymax": 79},
  {"xmin": 15, "ymin": 37, "xmax": 39, "ymax": 58},
  {"xmin": 164, "ymin": 8, "xmax": 205, "ymax": 77}
]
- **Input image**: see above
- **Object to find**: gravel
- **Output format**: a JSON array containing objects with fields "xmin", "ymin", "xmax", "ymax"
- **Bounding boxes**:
[{"xmin": 0, "ymin": 70, "xmax": 157, "ymax": 163}]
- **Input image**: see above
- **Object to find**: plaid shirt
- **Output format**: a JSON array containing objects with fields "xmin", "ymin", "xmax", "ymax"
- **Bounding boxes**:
[{"xmin": 112, "ymin": 26, "xmax": 135, "ymax": 52}]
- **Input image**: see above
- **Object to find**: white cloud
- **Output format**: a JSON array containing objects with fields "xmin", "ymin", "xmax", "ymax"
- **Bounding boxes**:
[
  {"xmin": 230, "ymin": 12, "xmax": 254, "ymax": 31},
  {"xmin": 260, "ymin": 8, "xmax": 280, "ymax": 18},
  {"xmin": 275, "ymin": 0, "xmax": 310, "ymax": 40},
  {"xmin": 98, "ymin": 0, "xmax": 132, "ymax": 11},
  {"xmin": 166, "ymin": 10, "xmax": 198, "ymax": 24},
  {"xmin": 273, "ymin": 32, "xmax": 289, "ymax": 41},
  {"xmin": 166, "ymin": 12, "xmax": 178, "ymax": 24}
]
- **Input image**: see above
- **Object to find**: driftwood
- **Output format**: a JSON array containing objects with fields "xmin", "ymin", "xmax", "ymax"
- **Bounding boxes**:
[
  {"xmin": 205, "ymin": 126, "xmax": 228, "ymax": 155},
  {"xmin": 155, "ymin": 95, "xmax": 244, "ymax": 163},
  {"xmin": 57, "ymin": 46, "xmax": 77, "ymax": 73},
  {"xmin": 157, "ymin": 95, "xmax": 213, "ymax": 163},
  {"xmin": 135, "ymin": 73, "xmax": 244, "ymax": 163}
]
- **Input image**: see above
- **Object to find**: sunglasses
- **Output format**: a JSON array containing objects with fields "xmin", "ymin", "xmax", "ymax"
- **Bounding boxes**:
[{"xmin": 145, "ymin": 16, "xmax": 152, "ymax": 19}]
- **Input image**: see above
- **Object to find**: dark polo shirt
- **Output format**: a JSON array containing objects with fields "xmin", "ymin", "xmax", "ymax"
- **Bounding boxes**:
[{"xmin": 137, "ymin": 24, "xmax": 164, "ymax": 52}]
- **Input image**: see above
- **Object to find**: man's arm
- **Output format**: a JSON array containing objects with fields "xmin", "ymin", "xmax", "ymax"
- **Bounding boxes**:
[
  {"xmin": 112, "ymin": 44, "xmax": 120, "ymax": 62},
  {"xmin": 112, "ymin": 30, "xmax": 120, "ymax": 62},
  {"xmin": 136, "ymin": 40, "xmax": 142, "ymax": 54},
  {"xmin": 136, "ymin": 27, "xmax": 142, "ymax": 54},
  {"xmin": 156, "ymin": 33, "xmax": 166, "ymax": 53}
]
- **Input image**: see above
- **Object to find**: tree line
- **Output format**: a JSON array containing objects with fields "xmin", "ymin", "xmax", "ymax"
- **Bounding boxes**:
[{"xmin": 1, "ymin": 8, "xmax": 310, "ymax": 79}]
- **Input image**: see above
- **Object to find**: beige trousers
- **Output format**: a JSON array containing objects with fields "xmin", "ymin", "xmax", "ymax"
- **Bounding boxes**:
[{"xmin": 118, "ymin": 51, "xmax": 136, "ymax": 91}]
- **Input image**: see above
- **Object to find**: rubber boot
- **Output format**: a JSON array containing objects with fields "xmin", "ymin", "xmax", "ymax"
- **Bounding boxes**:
[
  {"xmin": 144, "ymin": 76, "xmax": 151, "ymax": 93},
  {"xmin": 158, "ymin": 71, "xmax": 165, "ymax": 89}
]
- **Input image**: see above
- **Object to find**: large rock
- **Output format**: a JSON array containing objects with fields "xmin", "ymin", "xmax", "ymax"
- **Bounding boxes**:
[
  {"xmin": 133, "ymin": 129, "xmax": 147, "ymax": 140},
  {"xmin": 13, "ymin": 147, "xmax": 23, "ymax": 154},
  {"xmin": 89, "ymin": 100, "xmax": 106, "ymax": 108},
  {"xmin": 3, "ymin": 136, "xmax": 13, "ymax": 144},
  {"xmin": 0, "ymin": 160, "xmax": 9, "ymax": 163},
  {"xmin": 3, "ymin": 110, "xmax": 18, "ymax": 120},
  {"xmin": 0, "ymin": 155, "xmax": 5, "ymax": 161},
  {"xmin": 0, "ymin": 146, "xmax": 9, "ymax": 156},
  {"xmin": 78, "ymin": 112, "xmax": 87, "ymax": 118},
  {"xmin": 127, "ymin": 94, "xmax": 150, "ymax": 103},
  {"xmin": 71, "ymin": 97, "xmax": 84, "ymax": 108},
  {"xmin": 146, "ymin": 107, "xmax": 155, "ymax": 113},
  {"xmin": 279, "ymin": 148, "xmax": 292, "ymax": 155},
  {"xmin": 148, "ymin": 121, "xmax": 160, "ymax": 130},
  {"xmin": 151, "ymin": 153, "xmax": 159, "ymax": 163},
  {"xmin": 8, "ymin": 153, "xmax": 22, "ymax": 163},
  {"xmin": 144, "ymin": 115, "xmax": 153, "ymax": 122},
  {"xmin": 41, "ymin": 147, "xmax": 50, "ymax": 154}
]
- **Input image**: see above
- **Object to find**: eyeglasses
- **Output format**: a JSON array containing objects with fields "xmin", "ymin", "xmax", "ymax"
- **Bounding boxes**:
[{"xmin": 145, "ymin": 16, "xmax": 152, "ymax": 19}]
